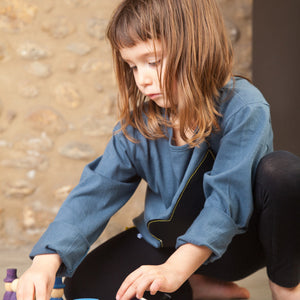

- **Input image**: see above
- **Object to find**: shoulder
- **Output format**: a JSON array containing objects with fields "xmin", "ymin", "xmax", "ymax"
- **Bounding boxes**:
[
  {"xmin": 112, "ymin": 120, "xmax": 144, "ymax": 142},
  {"xmin": 111, "ymin": 119, "xmax": 153, "ymax": 156},
  {"xmin": 219, "ymin": 77, "xmax": 270, "ymax": 120},
  {"xmin": 112, "ymin": 103, "xmax": 167, "ymax": 145}
]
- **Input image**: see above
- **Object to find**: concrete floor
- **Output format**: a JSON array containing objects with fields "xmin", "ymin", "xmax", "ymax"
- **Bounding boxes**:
[{"xmin": 1, "ymin": 246, "xmax": 272, "ymax": 300}]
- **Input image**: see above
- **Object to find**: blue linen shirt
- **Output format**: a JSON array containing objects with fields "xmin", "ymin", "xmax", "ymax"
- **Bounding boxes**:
[{"xmin": 30, "ymin": 77, "xmax": 273, "ymax": 277}]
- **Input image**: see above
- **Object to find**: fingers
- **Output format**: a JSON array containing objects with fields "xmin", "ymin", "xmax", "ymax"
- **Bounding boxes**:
[
  {"xmin": 149, "ymin": 279, "xmax": 162, "ymax": 296},
  {"xmin": 116, "ymin": 266, "xmax": 163, "ymax": 300},
  {"xmin": 117, "ymin": 277, "xmax": 153, "ymax": 300},
  {"xmin": 135, "ymin": 276, "xmax": 155, "ymax": 299},
  {"xmin": 16, "ymin": 271, "xmax": 54, "ymax": 300},
  {"xmin": 35, "ymin": 279, "xmax": 53, "ymax": 300},
  {"xmin": 116, "ymin": 268, "xmax": 143, "ymax": 299},
  {"xmin": 16, "ymin": 280, "xmax": 35, "ymax": 300}
]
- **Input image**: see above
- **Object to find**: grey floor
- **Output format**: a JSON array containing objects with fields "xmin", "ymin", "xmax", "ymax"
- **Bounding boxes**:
[{"xmin": 0, "ymin": 246, "xmax": 272, "ymax": 300}]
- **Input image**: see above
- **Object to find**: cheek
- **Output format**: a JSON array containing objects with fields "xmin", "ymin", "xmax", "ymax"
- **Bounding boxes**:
[
  {"xmin": 131, "ymin": 72, "xmax": 139, "ymax": 87},
  {"xmin": 133, "ymin": 74, "xmax": 143, "ymax": 92}
]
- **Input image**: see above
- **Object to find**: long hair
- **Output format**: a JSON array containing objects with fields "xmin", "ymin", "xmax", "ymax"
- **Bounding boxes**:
[{"xmin": 106, "ymin": 0, "xmax": 233, "ymax": 147}]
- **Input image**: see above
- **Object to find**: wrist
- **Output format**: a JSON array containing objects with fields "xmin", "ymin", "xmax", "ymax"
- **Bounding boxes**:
[
  {"xmin": 163, "ymin": 260, "xmax": 189, "ymax": 283},
  {"xmin": 165, "ymin": 244, "xmax": 212, "ymax": 280},
  {"xmin": 32, "ymin": 254, "xmax": 62, "ymax": 273}
]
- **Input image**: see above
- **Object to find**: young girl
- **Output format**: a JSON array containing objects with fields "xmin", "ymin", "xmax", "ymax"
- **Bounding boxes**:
[{"xmin": 17, "ymin": 0, "xmax": 300, "ymax": 299}]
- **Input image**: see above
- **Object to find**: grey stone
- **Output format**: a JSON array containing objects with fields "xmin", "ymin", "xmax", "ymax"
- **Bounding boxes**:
[
  {"xmin": 42, "ymin": 16, "xmax": 75, "ymax": 38},
  {"xmin": 3, "ymin": 180, "xmax": 36, "ymax": 198},
  {"xmin": 14, "ymin": 132, "xmax": 53, "ymax": 152},
  {"xmin": 86, "ymin": 17, "xmax": 107, "ymax": 40},
  {"xmin": 54, "ymin": 82, "xmax": 82, "ymax": 109},
  {"xmin": 17, "ymin": 42, "xmax": 51, "ymax": 60},
  {"xmin": 0, "ymin": 140, "xmax": 12, "ymax": 148},
  {"xmin": 23, "ymin": 207, "xmax": 35, "ymax": 228},
  {"xmin": 26, "ymin": 170, "xmax": 36, "ymax": 180},
  {"xmin": 0, "ymin": 2, "xmax": 37, "ymax": 33},
  {"xmin": 81, "ymin": 58, "xmax": 102, "ymax": 73},
  {"xmin": 26, "ymin": 107, "xmax": 67, "ymax": 135},
  {"xmin": 54, "ymin": 185, "xmax": 74, "ymax": 201},
  {"xmin": 66, "ymin": 42, "xmax": 93, "ymax": 56},
  {"xmin": 59, "ymin": 142, "xmax": 96, "ymax": 160},
  {"xmin": 1, "ymin": 151, "xmax": 48, "ymax": 170},
  {"xmin": 26, "ymin": 61, "xmax": 51, "ymax": 78},
  {"xmin": 0, "ymin": 15, "xmax": 23, "ymax": 32},
  {"xmin": 18, "ymin": 81, "xmax": 39, "ymax": 98},
  {"xmin": 225, "ymin": 19, "xmax": 240, "ymax": 44},
  {"xmin": 81, "ymin": 115, "xmax": 115, "ymax": 136},
  {"xmin": 64, "ymin": 0, "xmax": 90, "ymax": 6}
]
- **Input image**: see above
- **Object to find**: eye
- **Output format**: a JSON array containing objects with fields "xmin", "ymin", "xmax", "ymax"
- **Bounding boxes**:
[
  {"xmin": 149, "ymin": 60, "xmax": 161, "ymax": 67},
  {"xmin": 129, "ymin": 64, "xmax": 137, "ymax": 70}
]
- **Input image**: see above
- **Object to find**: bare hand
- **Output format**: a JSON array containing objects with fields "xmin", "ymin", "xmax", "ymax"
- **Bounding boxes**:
[
  {"xmin": 16, "ymin": 254, "xmax": 61, "ymax": 300},
  {"xmin": 116, "ymin": 263, "xmax": 186, "ymax": 300},
  {"xmin": 116, "ymin": 243, "xmax": 212, "ymax": 300}
]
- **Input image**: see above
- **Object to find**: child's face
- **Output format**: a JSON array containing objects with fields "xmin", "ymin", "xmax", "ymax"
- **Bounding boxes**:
[{"xmin": 120, "ymin": 39, "xmax": 169, "ymax": 108}]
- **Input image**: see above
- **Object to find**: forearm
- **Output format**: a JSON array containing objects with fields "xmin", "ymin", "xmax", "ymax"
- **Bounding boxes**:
[{"xmin": 165, "ymin": 243, "xmax": 212, "ymax": 280}]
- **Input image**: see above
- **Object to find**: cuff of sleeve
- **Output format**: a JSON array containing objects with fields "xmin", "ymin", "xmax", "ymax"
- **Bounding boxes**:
[
  {"xmin": 30, "ymin": 221, "xmax": 90, "ymax": 277},
  {"xmin": 175, "ymin": 205, "xmax": 240, "ymax": 264}
]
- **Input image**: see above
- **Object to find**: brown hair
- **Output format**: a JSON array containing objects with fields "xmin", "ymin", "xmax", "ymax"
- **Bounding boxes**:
[{"xmin": 106, "ymin": 0, "xmax": 233, "ymax": 147}]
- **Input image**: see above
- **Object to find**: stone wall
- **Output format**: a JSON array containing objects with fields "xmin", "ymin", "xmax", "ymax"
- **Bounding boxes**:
[{"xmin": 0, "ymin": 0, "xmax": 252, "ymax": 247}]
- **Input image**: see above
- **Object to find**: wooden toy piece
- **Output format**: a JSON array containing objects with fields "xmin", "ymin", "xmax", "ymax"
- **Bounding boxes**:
[
  {"xmin": 10, "ymin": 279, "xmax": 18, "ymax": 294},
  {"xmin": 4, "ymin": 282, "xmax": 12, "ymax": 293},
  {"xmin": 50, "ymin": 288, "xmax": 64, "ymax": 299},
  {"xmin": 51, "ymin": 289, "xmax": 64, "ymax": 299},
  {"xmin": 3, "ymin": 269, "xmax": 17, "ymax": 300},
  {"xmin": 9, "ymin": 279, "xmax": 18, "ymax": 293},
  {"xmin": 50, "ymin": 277, "xmax": 65, "ymax": 300}
]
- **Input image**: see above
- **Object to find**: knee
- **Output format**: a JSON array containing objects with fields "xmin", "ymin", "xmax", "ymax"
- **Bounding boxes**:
[
  {"xmin": 255, "ymin": 151, "xmax": 300, "ymax": 189},
  {"xmin": 254, "ymin": 151, "xmax": 300, "ymax": 218}
]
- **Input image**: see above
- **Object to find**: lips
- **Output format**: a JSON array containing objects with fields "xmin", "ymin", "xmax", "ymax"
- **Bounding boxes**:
[{"xmin": 146, "ymin": 93, "xmax": 162, "ymax": 100}]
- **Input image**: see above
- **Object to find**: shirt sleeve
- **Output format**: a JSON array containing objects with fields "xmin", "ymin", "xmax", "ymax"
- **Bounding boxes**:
[
  {"xmin": 175, "ymin": 102, "xmax": 273, "ymax": 263},
  {"xmin": 30, "ymin": 130, "xmax": 141, "ymax": 277}
]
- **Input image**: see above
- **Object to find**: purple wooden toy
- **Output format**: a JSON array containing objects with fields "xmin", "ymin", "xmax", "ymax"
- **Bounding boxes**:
[{"xmin": 3, "ymin": 269, "xmax": 17, "ymax": 300}]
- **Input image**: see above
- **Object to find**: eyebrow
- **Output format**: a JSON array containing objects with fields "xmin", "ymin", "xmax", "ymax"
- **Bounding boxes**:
[{"xmin": 121, "ymin": 50, "xmax": 162, "ymax": 64}]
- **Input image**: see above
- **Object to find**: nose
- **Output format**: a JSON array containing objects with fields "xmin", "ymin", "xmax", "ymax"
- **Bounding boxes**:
[{"xmin": 135, "ymin": 68, "xmax": 153, "ymax": 88}]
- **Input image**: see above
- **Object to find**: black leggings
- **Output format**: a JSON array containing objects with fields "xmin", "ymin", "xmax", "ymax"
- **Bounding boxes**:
[{"xmin": 64, "ymin": 151, "xmax": 300, "ymax": 300}]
